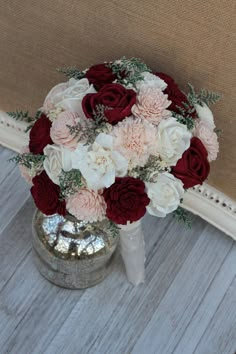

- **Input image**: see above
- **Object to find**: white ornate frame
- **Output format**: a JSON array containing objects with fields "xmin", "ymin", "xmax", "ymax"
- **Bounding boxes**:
[{"xmin": 1, "ymin": 110, "xmax": 235, "ymax": 240}]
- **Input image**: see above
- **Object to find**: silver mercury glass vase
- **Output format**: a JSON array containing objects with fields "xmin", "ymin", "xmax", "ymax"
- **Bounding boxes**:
[{"xmin": 32, "ymin": 209, "xmax": 119, "ymax": 289}]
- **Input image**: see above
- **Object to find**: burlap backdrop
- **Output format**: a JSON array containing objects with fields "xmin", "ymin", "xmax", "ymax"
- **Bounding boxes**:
[{"xmin": 0, "ymin": 0, "xmax": 235, "ymax": 199}]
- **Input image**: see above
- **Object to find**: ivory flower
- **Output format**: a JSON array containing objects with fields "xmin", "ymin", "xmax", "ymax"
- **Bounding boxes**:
[
  {"xmin": 50, "ymin": 111, "xmax": 86, "ymax": 150},
  {"xmin": 156, "ymin": 117, "xmax": 192, "ymax": 166},
  {"xmin": 43, "ymin": 78, "xmax": 96, "ymax": 115},
  {"xmin": 194, "ymin": 120, "xmax": 219, "ymax": 161},
  {"xmin": 146, "ymin": 172, "xmax": 184, "ymax": 217},
  {"xmin": 112, "ymin": 117, "xmax": 158, "ymax": 168},
  {"xmin": 43, "ymin": 144, "xmax": 73, "ymax": 185},
  {"xmin": 43, "ymin": 82, "xmax": 69, "ymax": 113},
  {"xmin": 71, "ymin": 133, "xmax": 128, "ymax": 190},
  {"xmin": 136, "ymin": 72, "xmax": 167, "ymax": 91},
  {"xmin": 66, "ymin": 189, "xmax": 106, "ymax": 222},
  {"xmin": 132, "ymin": 87, "xmax": 171, "ymax": 124},
  {"xmin": 194, "ymin": 102, "xmax": 215, "ymax": 130}
]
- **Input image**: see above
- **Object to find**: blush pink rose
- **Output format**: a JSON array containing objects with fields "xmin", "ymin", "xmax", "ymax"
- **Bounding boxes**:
[
  {"xmin": 50, "ymin": 111, "xmax": 82, "ymax": 150},
  {"xmin": 19, "ymin": 164, "xmax": 33, "ymax": 184},
  {"xmin": 194, "ymin": 120, "xmax": 219, "ymax": 161},
  {"xmin": 132, "ymin": 87, "xmax": 171, "ymax": 124},
  {"xmin": 66, "ymin": 188, "xmax": 106, "ymax": 222}
]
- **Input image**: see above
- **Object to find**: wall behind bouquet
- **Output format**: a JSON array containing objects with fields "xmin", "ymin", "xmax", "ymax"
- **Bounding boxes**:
[{"xmin": 0, "ymin": 0, "xmax": 235, "ymax": 198}]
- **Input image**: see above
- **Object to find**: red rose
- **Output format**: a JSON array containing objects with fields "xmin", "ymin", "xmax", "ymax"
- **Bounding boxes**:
[
  {"xmin": 172, "ymin": 137, "xmax": 210, "ymax": 188},
  {"xmin": 155, "ymin": 72, "xmax": 196, "ymax": 117},
  {"xmin": 103, "ymin": 177, "xmax": 150, "ymax": 225},
  {"xmin": 85, "ymin": 63, "xmax": 117, "ymax": 90},
  {"xmin": 82, "ymin": 83, "xmax": 136, "ymax": 125},
  {"xmin": 29, "ymin": 113, "xmax": 53, "ymax": 154},
  {"xmin": 31, "ymin": 171, "xmax": 66, "ymax": 216}
]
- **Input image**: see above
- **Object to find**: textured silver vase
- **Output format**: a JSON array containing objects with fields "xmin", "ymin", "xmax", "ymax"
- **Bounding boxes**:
[{"xmin": 32, "ymin": 210, "xmax": 119, "ymax": 289}]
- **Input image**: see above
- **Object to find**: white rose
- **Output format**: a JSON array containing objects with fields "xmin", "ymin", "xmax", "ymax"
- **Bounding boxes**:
[
  {"xmin": 43, "ymin": 78, "xmax": 96, "ymax": 115},
  {"xmin": 71, "ymin": 133, "xmax": 128, "ymax": 190},
  {"xmin": 156, "ymin": 117, "xmax": 192, "ymax": 166},
  {"xmin": 194, "ymin": 103, "xmax": 215, "ymax": 130},
  {"xmin": 43, "ymin": 144, "xmax": 73, "ymax": 185},
  {"xmin": 146, "ymin": 172, "xmax": 184, "ymax": 217},
  {"xmin": 136, "ymin": 72, "xmax": 167, "ymax": 91}
]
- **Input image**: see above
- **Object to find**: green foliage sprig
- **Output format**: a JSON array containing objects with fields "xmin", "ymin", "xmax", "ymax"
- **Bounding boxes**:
[
  {"xmin": 187, "ymin": 83, "xmax": 221, "ymax": 106},
  {"xmin": 92, "ymin": 104, "xmax": 111, "ymax": 122},
  {"xmin": 129, "ymin": 155, "xmax": 170, "ymax": 182},
  {"xmin": 107, "ymin": 220, "xmax": 120, "ymax": 238},
  {"xmin": 170, "ymin": 99, "xmax": 195, "ymax": 130},
  {"xmin": 214, "ymin": 128, "xmax": 222, "ymax": 136},
  {"xmin": 9, "ymin": 153, "xmax": 45, "ymax": 172},
  {"xmin": 173, "ymin": 207, "xmax": 192, "ymax": 228},
  {"xmin": 59, "ymin": 169, "xmax": 83, "ymax": 199},
  {"xmin": 107, "ymin": 57, "xmax": 151, "ymax": 87},
  {"xmin": 57, "ymin": 67, "xmax": 85, "ymax": 80},
  {"xmin": 7, "ymin": 110, "xmax": 42, "ymax": 132},
  {"xmin": 7, "ymin": 110, "xmax": 34, "ymax": 123},
  {"xmin": 172, "ymin": 112, "xmax": 195, "ymax": 131},
  {"xmin": 67, "ymin": 105, "xmax": 111, "ymax": 145}
]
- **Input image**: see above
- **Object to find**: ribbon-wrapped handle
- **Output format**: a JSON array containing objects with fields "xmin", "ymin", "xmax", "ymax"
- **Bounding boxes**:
[{"xmin": 119, "ymin": 220, "xmax": 145, "ymax": 286}]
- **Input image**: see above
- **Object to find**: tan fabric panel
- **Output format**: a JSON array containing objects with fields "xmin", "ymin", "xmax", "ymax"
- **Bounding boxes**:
[{"xmin": 0, "ymin": 0, "xmax": 235, "ymax": 198}]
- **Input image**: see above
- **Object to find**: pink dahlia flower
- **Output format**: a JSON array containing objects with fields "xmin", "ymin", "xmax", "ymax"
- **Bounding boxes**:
[
  {"xmin": 112, "ymin": 117, "xmax": 157, "ymax": 168},
  {"xmin": 194, "ymin": 120, "xmax": 219, "ymax": 161},
  {"xmin": 66, "ymin": 188, "xmax": 106, "ymax": 222},
  {"xmin": 132, "ymin": 87, "xmax": 171, "ymax": 124}
]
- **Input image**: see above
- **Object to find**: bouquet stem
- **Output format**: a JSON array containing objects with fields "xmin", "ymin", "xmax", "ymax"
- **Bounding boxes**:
[{"xmin": 119, "ymin": 220, "xmax": 145, "ymax": 286}]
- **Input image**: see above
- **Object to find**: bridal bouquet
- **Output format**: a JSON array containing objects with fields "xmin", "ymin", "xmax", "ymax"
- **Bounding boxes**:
[{"xmin": 11, "ymin": 57, "xmax": 220, "ymax": 285}]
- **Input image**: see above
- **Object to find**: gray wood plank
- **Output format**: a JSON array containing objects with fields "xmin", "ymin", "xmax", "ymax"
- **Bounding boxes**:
[
  {"xmin": 173, "ymin": 243, "xmax": 236, "ymax": 354},
  {"xmin": 44, "ymin": 214, "xmax": 205, "ymax": 354},
  {"xmin": 0, "ymin": 147, "xmax": 16, "ymax": 185},
  {"xmin": 194, "ymin": 276, "xmax": 236, "ymax": 354},
  {"xmin": 1, "ymin": 145, "xmax": 235, "ymax": 354},
  {"xmin": 0, "ymin": 198, "xmax": 35, "ymax": 291},
  {"xmin": 0, "ymin": 163, "xmax": 30, "ymax": 233},
  {"xmin": 0, "ymin": 196, "xmax": 84, "ymax": 354},
  {"xmin": 131, "ymin": 225, "xmax": 234, "ymax": 354},
  {"xmin": 0, "ymin": 251, "xmax": 85, "ymax": 354}
]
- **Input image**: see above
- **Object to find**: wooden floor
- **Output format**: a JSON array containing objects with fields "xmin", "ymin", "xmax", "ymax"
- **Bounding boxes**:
[{"xmin": 0, "ymin": 146, "xmax": 236, "ymax": 354}]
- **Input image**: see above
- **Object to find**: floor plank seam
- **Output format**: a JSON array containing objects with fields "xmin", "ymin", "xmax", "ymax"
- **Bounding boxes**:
[
  {"xmin": 145, "ymin": 220, "xmax": 177, "ymax": 266},
  {"xmin": 0, "ymin": 248, "xmax": 32, "ymax": 295},
  {"xmin": 0, "ymin": 159, "xmax": 17, "ymax": 186},
  {"xmin": 0, "ymin": 194, "xmax": 30, "ymax": 236},
  {"xmin": 85, "ymin": 221, "xmax": 204, "ymax": 353},
  {"xmin": 192, "ymin": 274, "xmax": 236, "ymax": 354},
  {"xmin": 171, "ymin": 242, "xmax": 235, "ymax": 354}
]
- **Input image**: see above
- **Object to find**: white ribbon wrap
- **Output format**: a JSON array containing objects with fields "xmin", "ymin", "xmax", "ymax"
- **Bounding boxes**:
[{"xmin": 119, "ymin": 220, "xmax": 145, "ymax": 286}]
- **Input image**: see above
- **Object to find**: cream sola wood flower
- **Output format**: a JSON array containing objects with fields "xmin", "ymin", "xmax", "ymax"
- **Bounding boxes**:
[
  {"xmin": 42, "ymin": 78, "xmax": 96, "ymax": 116},
  {"xmin": 135, "ymin": 72, "xmax": 167, "ymax": 91},
  {"xmin": 155, "ymin": 117, "xmax": 192, "ymax": 166},
  {"xmin": 43, "ymin": 144, "xmax": 73, "ymax": 185},
  {"xmin": 145, "ymin": 172, "xmax": 185, "ymax": 217},
  {"xmin": 194, "ymin": 102, "xmax": 215, "ymax": 130},
  {"xmin": 70, "ymin": 133, "xmax": 128, "ymax": 191}
]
